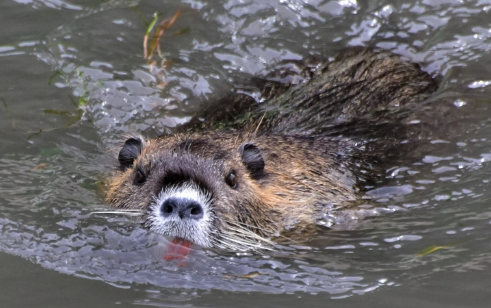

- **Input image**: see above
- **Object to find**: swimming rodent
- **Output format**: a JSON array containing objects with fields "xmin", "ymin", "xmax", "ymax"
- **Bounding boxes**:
[{"xmin": 106, "ymin": 48, "xmax": 437, "ymax": 251}]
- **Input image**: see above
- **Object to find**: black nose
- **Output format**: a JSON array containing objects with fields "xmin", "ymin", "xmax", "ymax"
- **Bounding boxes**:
[{"xmin": 161, "ymin": 198, "xmax": 204, "ymax": 220}]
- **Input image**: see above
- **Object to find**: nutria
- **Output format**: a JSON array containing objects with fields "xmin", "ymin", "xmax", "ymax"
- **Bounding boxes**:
[{"xmin": 106, "ymin": 48, "xmax": 437, "ymax": 251}]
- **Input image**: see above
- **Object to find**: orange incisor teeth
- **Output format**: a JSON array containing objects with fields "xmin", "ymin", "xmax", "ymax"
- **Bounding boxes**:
[{"xmin": 163, "ymin": 237, "xmax": 193, "ymax": 261}]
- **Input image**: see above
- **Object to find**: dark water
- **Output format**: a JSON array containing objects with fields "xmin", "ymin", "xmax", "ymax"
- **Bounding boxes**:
[{"xmin": 1, "ymin": 0, "xmax": 491, "ymax": 307}]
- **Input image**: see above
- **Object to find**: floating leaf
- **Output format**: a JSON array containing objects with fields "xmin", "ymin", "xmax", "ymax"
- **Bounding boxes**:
[
  {"xmin": 223, "ymin": 273, "xmax": 265, "ymax": 279},
  {"xmin": 33, "ymin": 163, "xmax": 47, "ymax": 170},
  {"xmin": 417, "ymin": 239, "xmax": 469, "ymax": 257}
]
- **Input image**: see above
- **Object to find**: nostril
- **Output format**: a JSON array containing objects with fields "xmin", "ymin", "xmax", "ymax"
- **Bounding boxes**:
[
  {"xmin": 161, "ymin": 199, "xmax": 176, "ymax": 217},
  {"xmin": 160, "ymin": 198, "xmax": 204, "ymax": 220},
  {"xmin": 182, "ymin": 201, "xmax": 203, "ymax": 220},
  {"xmin": 189, "ymin": 203, "xmax": 202, "ymax": 216}
]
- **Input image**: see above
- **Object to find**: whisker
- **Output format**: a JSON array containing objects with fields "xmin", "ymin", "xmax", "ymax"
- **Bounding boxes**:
[
  {"xmin": 219, "ymin": 234, "xmax": 273, "ymax": 251},
  {"xmin": 220, "ymin": 221, "xmax": 276, "ymax": 251},
  {"xmin": 224, "ymin": 219, "xmax": 300, "ymax": 245},
  {"xmin": 90, "ymin": 210, "xmax": 144, "ymax": 217},
  {"xmin": 215, "ymin": 239, "xmax": 239, "ymax": 251},
  {"xmin": 224, "ymin": 225, "xmax": 275, "ymax": 245}
]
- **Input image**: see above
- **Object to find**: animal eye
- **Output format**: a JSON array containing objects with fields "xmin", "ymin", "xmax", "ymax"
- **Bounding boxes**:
[
  {"xmin": 133, "ymin": 167, "xmax": 147, "ymax": 185},
  {"xmin": 225, "ymin": 170, "xmax": 237, "ymax": 188}
]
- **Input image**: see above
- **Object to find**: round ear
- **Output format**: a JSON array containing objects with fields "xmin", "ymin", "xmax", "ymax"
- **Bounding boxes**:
[
  {"xmin": 118, "ymin": 137, "xmax": 144, "ymax": 170},
  {"xmin": 239, "ymin": 143, "xmax": 265, "ymax": 179}
]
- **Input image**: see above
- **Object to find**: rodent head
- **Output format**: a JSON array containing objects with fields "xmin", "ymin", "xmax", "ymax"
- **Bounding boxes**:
[{"xmin": 106, "ymin": 134, "xmax": 281, "ymax": 250}]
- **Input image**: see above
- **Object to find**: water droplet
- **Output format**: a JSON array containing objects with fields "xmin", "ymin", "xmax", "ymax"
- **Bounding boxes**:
[{"xmin": 453, "ymin": 99, "xmax": 467, "ymax": 107}]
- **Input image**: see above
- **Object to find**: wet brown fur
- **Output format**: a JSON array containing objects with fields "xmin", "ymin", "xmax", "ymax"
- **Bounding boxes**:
[{"xmin": 106, "ymin": 48, "xmax": 437, "ymax": 249}]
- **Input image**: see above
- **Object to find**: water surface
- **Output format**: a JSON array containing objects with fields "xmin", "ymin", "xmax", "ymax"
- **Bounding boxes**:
[{"xmin": 1, "ymin": 0, "xmax": 491, "ymax": 307}]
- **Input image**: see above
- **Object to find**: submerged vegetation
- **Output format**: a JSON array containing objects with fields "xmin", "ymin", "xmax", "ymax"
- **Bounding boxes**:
[{"xmin": 143, "ymin": 9, "xmax": 186, "ymax": 89}]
